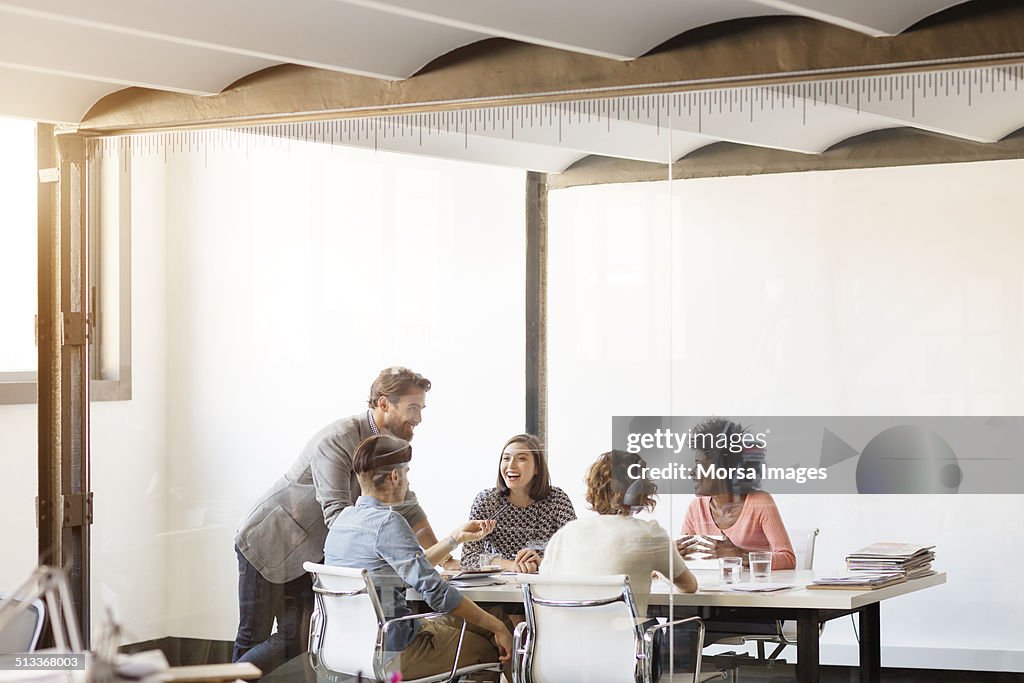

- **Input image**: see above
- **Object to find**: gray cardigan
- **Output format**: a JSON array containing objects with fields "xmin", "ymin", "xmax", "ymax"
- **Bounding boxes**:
[{"xmin": 235, "ymin": 412, "xmax": 427, "ymax": 583}]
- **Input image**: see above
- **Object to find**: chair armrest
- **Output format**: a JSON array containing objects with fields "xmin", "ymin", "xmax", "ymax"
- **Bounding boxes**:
[
  {"xmin": 511, "ymin": 621, "xmax": 529, "ymax": 683},
  {"xmin": 642, "ymin": 615, "xmax": 705, "ymax": 643},
  {"xmin": 382, "ymin": 611, "xmax": 449, "ymax": 625},
  {"xmin": 379, "ymin": 613, "xmax": 467, "ymax": 683},
  {"xmin": 641, "ymin": 616, "xmax": 706, "ymax": 683}
]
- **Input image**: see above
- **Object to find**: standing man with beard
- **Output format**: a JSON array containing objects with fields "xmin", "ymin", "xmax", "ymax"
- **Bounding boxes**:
[{"xmin": 232, "ymin": 367, "xmax": 439, "ymax": 676}]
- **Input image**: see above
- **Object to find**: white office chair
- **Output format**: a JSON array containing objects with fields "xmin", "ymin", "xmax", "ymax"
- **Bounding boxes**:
[
  {"xmin": 303, "ymin": 562, "xmax": 501, "ymax": 683},
  {"xmin": 512, "ymin": 574, "xmax": 725, "ymax": 683},
  {"xmin": 0, "ymin": 593, "xmax": 46, "ymax": 654}
]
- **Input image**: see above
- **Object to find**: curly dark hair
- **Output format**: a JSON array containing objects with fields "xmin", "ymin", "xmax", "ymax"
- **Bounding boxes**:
[{"xmin": 691, "ymin": 417, "xmax": 747, "ymax": 467}]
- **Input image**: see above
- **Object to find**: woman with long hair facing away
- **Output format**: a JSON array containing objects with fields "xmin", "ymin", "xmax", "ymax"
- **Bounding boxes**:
[{"xmin": 541, "ymin": 450, "xmax": 697, "ymax": 617}]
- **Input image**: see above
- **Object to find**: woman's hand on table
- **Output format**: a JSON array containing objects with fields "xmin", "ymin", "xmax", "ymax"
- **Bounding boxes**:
[
  {"xmin": 514, "ymin": 548, "xmax": 542, "ymax": 572},
  {"xmin": 706, "ymin": 536, "xmax": 746, "ymax": 560},
  {"xmin": 676, "ymin": 535, "xmax": 710, "ymax": 559},
  {"xmin": 454, "ymin": 519, "xmax": 497, "ymax": 545},
  {"xmin": 497, "ymin": 548, "xmax": 541, "ymax": 573}
]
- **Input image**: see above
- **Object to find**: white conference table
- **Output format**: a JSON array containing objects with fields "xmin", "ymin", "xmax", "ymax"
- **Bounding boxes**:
[{"xmin": 412, "ymin": 569, "xmax": 947, "ymax": 683}]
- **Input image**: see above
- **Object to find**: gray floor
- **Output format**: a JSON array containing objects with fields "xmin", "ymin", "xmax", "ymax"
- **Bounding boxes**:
[{"xmin": 699, "ymin": 659, "xmax": 1024, "ymax": 683}]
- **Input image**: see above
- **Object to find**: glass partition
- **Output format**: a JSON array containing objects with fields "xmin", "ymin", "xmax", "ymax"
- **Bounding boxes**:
[
  {"xmin": 76, "ymin": 61, "xmax": 1024, "ymax": 681},
  {"xmin": 89, "ymin": 132, "xmax": 529, "ymax": 647}
]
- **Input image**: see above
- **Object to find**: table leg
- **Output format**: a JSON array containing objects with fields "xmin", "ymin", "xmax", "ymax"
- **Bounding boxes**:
[
  {"xmin": 796, "ymin": 609, "xmax": 820, "ymax": 683},
  {"xmin": 859, "ymin": 603, "xmax": 881, "ymax": 683}
]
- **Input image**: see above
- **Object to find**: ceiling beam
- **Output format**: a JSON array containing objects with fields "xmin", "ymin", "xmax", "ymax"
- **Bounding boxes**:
[
  {"xmin": 76, "ymin": 2, "xmax": 1024, "ymax": 135},
  {"xmin": 806, "ymin": 69, "xmax": 1024, "ymax": 143},
  {"xmin": 253, "ymin": 121, "xmax": 586, "ymax": 173},
  {"xmin": 548, "ymin": 127, "xmax": 1024, "ymax": 189}
]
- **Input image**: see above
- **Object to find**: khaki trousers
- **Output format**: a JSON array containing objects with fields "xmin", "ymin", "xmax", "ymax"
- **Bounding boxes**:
[{"xmin": 391, "ymin": 614, "xmax": 508, "ymax": 682}]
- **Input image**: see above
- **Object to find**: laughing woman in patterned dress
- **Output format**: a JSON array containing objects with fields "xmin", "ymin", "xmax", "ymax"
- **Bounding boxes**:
[{"xmin": 460, "ymin": 434, "xmax": 576, "ymax": 573}]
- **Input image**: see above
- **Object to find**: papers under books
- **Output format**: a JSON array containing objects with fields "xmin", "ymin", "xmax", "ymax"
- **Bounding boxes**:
[{"xmin": 808, "ymin": 572, "xmax": 907, "ymax": 590}]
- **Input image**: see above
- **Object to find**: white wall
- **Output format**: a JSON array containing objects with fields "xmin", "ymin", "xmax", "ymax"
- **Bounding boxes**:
[
  {"xmin": 547, "ymin": 160, "xmax": 1024, "ymax": 672},
  {"xmin": 0, "ymin": 404, "xmax": 38, "ymax": 591},
  {"xmin": 99, "ymin": 135, "xmax": 528, "ymax": 640}
]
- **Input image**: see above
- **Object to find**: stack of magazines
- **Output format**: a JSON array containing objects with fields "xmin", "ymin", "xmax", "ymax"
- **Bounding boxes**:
[
  {"xmin": 809, "ymin": 543, "xmax": 935, "ymax": 590},
  {"xmin": 846, "ymin": 542, "xmax": 936, "ymax": 579}
]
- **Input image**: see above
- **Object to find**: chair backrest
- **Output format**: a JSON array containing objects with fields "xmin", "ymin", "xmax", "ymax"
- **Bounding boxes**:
[
  {"xmin": 304, "ymin": 562, "xmax": 384, "ymax": 679},
  {"xmin": 519, "ymin": 575, "xmax": 643, "ymax": 683},
  {"xmin": 791, "ymin": 528, "xmax": 819, "ymax": 571},
  {"xmin": 0, "ymin": 594, "xmax": 46, "ymax": 654}
]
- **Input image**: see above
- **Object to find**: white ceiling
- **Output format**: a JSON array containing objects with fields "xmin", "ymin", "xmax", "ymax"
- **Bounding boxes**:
[
  {"xmin": 6, "ymin": 0, "xmax": 1023, "ymax": 172},
  {"xmin": 0, "ymin": 0, "xmax": 970, "ymax": 121}
]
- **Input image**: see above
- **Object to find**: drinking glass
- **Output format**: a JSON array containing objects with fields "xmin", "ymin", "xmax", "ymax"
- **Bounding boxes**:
[
  {"xmin": 478, "ymin": 552, "xmax": 501, "ymax": 571},
  {"xmin": 749, "ymin": 551, "xmax": 773, "ymax": 579},
  {"xmin": 719, "ymin": 557, "xmax": 743, "ymax": 584}
]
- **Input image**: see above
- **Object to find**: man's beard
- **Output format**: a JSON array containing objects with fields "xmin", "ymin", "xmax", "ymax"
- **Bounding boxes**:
[{"xmin": 384, "ymin": 414, "xmax": 415, "ymax": 441}]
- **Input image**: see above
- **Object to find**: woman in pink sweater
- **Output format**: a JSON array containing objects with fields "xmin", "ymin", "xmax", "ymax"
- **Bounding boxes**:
[{"xmin": 676, "ymin": 418, "xmax": 796, "ymax": 570}]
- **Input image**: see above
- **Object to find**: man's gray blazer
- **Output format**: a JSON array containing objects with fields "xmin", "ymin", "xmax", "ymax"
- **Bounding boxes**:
[{"xmin": 235, "ymin": 412, "xmax": 427, "ymax": 584}]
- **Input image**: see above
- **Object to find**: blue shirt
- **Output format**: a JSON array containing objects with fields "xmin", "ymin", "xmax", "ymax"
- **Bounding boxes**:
[{"xmin": 324, "ymin": 495, "xmax": 463, "ymax": 651}]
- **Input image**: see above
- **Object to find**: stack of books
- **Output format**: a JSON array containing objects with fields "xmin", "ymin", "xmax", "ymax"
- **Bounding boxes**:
[{"xmin": 808, "ymin": 542, "xmax": 935, "ymax": 591}]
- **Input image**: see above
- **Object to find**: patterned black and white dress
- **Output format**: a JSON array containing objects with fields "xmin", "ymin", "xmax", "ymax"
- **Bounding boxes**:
[{"xmin": 460, "ymin": 487, "xmax": 577, "ymax": 569}]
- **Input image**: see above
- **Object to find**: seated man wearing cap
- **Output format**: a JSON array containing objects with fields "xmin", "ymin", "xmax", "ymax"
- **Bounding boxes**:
[{"xmin": 324, "ymin": 434, "xmax": 512, "ymax": 681}]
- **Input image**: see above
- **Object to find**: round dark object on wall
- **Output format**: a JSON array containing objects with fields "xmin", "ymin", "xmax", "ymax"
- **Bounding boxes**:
[{"xmin": 856, "ymin": 425, "xmax": 960, "ymax": 494}]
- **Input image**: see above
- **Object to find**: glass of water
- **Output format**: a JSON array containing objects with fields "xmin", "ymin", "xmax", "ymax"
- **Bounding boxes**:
[
  {"xmin": 719, "ymin": 557, "xmax": 743, "ymax": 584},
  {"xmin": 478, "ymin": 552, "xmax": 501, "ymax": 571},
  {"xmin": 749, "ymin": 551, "xmax": 773, "ymax": 579}
]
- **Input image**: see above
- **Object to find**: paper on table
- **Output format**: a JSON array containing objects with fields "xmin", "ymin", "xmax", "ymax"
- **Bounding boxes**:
[
  {"xmin": 703, "ymin": 582, "xmax": 795, "ymax": 593},
  {"xmin": 444, "ymin": 568, "xmax": 500, "ymax": 577},
  {"xmin": 450, "ymin": 579, "xmax": 506, "ymax": 588}
]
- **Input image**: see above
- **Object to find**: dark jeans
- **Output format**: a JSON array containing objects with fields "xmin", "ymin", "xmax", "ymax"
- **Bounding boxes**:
[{"xmin": 232, "ymin": 546, "xmax": 314, "ymax": 677}]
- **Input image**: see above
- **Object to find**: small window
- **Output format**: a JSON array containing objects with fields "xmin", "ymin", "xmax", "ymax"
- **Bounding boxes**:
[
  {"xmin": 0, "ymin": 123, "xmax": 132, "ymax": 404},
  {"xmin": 0, "ymin": 118, "xmax": 37, "ymax": 404}
]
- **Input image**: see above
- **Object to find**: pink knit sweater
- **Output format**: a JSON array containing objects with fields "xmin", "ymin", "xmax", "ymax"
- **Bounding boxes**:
[{"xmin": 682, "ymin": 491, "xmax": 796, "ymax": 570}]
